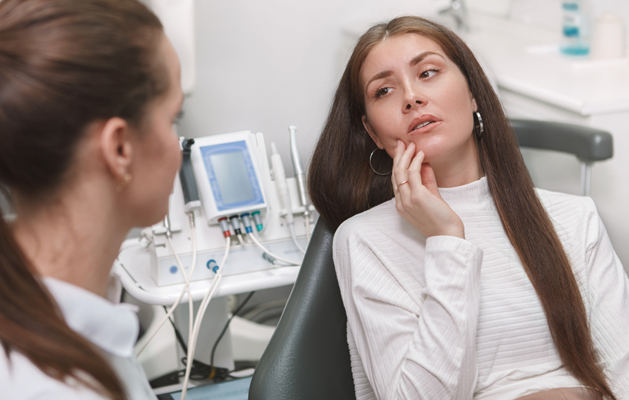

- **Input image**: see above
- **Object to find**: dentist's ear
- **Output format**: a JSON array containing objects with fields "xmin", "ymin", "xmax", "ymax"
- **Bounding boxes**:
[
  {"xmin": 98, "ymin": 117, "xmax": 134, "ymax": 184},
  {"xmin": 362, "ymin": 115, "xmax": 384, "ymax": 149}
]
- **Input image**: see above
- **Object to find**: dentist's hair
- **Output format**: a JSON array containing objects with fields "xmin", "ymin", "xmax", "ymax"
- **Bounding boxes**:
[
  {"xmin": 0, "ymin": 0, "xmax": 167, "ymax": 398},
  {"xmin": 309, "ymin": 16, "xmax": 615, "ymax": 400}
]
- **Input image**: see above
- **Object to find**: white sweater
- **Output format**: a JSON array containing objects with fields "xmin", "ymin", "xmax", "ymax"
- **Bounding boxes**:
[{"xmin": 333, "ymin": 177, "xmax": 629, "ymax": 400}]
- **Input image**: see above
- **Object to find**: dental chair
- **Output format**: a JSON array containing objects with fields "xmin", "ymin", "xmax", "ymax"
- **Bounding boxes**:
[
  {"xmin": 249, "ymin": 218, "xmax": 354, "ymax": 400},
  {"xmin": 248, "ymin": 120, "xmax": 613, "ymax": 400}
]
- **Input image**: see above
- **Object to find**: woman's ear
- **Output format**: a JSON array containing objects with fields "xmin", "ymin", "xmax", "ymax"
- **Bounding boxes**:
[
  {"xmin": 362, "ymin": 115, "xmax": 384, "ymax": 149},
  {"xmin": 98, "ymin": 117, "xmax": 133, "ymax": 182},
  {"xmin": 471, "ymin": 97, "xmax": 478, "ymax": 113}
]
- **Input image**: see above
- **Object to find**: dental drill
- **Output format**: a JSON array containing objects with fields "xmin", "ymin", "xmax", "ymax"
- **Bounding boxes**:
[{"xmin": 288, "ymin": 126, "xmax": 311, "ymax": 241}]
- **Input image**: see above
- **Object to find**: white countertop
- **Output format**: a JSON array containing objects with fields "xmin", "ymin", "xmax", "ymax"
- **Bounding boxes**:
[{"xmin": 463, "ymin": 13, "xmax": 629, "ymax": 116}]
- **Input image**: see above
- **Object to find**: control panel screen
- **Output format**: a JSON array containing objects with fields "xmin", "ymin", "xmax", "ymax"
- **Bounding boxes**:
[
  {"xmin": 199, "ymin": 140, "xmax": 265, "ymax": 212},
  {"xmin": 209, "ymin": 151, "xmax": 255, "ymax": 205}
]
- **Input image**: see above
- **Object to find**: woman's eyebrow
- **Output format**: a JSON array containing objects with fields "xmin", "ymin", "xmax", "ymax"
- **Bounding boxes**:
[
  {"xmin": 409, "ymin": 51, "xmax": 445, "ymax": 67},
  {"xmin": 365, "ymin": 51, "xmax": 446, "ymax": 91},
  {"xmin": 365, "ymin": 71, "xmax": 393, "ymax": 90}
]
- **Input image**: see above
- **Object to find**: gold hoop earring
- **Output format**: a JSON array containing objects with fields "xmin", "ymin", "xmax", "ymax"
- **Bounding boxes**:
[
  {"xmin": 369, "ymin": 148, "xmax": 392, "ymax": 176},
  {"xmin": 116, "ymin": 173, "xmax": 132, "ymax": 192},
  {"xmin": 474, "ymin": 111, "xmax": 484, "ymax": 139}
]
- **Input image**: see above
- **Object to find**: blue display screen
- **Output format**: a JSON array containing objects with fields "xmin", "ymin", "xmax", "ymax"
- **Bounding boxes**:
[{"xmin": 199, "ymin": 141, "xmax": 264, "ymax": 211}]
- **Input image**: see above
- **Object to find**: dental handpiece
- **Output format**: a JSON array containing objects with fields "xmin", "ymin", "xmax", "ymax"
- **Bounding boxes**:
[
  {"xmin": 163, "ymin": 214, "xmax": 173, "ymax": 238},
  {"xmin": 288, "ymin": 126, "xmax": 308, "ymax": 215},
  {"xmin": 271, "ymin": 143, "xmax": 293, "ymax": 224}
]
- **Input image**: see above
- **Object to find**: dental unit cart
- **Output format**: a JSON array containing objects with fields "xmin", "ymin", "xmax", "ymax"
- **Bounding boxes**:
[{"xmin": 114, "ymin": 129, "xmax": 314, "ymax": 395}]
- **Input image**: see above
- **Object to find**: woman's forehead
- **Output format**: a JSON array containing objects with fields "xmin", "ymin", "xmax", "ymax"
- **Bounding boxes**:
[{"xmin": 360, "ymin": 34, "xmax": 447, "ymax": 80}]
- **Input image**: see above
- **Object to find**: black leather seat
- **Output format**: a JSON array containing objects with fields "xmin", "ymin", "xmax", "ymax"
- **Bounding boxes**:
[{"xmin": 249, "ymin": 218, "xmax": 355, "ymax": 400}]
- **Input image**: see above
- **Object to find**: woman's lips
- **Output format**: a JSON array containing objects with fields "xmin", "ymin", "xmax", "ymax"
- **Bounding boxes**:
[{"xmin": 408, "ymin": 115, "xmax": 442, "ymax": 135}]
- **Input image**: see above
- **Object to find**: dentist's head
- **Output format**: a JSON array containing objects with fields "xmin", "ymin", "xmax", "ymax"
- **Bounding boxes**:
[
  {"xmin": 0, "ymin": 0, "xmax": 182, "ymax": 226},
  {"xmin": 0, "ymin": 0, "xmax": 182, "ymax": 398}
]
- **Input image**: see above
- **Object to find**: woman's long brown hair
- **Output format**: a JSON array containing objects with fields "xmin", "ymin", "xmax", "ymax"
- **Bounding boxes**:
[
  {"xmin": 309, "ymin": 16, "xmax": 615, "ymax": 399},
  {"xmin": 0, "ymin": 0, "xmax": 167, "ymax": 398}
]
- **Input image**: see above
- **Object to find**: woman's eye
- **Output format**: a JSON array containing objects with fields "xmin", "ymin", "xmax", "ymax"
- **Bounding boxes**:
[
  {"xmin": 375, "ymin": 87, "xmax": 391, "ymax": 98},
  {"xmin": 420, "ymin": 68, "xmax": 440, "ymax": 79}
]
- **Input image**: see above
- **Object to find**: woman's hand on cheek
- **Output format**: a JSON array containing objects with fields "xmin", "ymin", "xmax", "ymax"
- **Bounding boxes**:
[{"xmin": 392, "ymin": 140, "xmax": 465, "ymax": 239}]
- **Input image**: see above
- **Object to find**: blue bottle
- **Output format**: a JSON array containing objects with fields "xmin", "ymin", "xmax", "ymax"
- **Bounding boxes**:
[{"xmin": 561, "ymin": 0, "xmax": 590, "ymax": 55}]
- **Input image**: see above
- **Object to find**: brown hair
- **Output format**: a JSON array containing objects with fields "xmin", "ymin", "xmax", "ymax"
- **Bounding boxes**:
[
  {"xmin": 309, "ymin": 16, "xmax": 615, "ymax": 399},
  {"xmin": 0, "ymin": 0, "xmax": 166, "ymax": 398}
]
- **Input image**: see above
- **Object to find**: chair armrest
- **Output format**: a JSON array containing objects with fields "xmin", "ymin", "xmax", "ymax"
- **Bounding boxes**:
[{"xmin": 510, "ymin": 119, "xmax": 613, "ymax": 162}]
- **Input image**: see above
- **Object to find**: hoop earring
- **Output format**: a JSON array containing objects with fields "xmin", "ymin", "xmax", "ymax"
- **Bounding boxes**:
[
  {"xmin": 474, "ymin": 111, "xmax": 484, "ymax": 139},
  {"xmin": 116, "ymin": 173, "xmax": 132, "ymax": 192},
  {"xmin": 369, "ymin": 148, "xmax": 392, "ymax": 176}
]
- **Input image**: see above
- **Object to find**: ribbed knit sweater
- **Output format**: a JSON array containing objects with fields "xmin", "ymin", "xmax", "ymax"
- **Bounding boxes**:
[{"xmin": 333, "ymin": 177, "xmax": 629, "ymax": 400}]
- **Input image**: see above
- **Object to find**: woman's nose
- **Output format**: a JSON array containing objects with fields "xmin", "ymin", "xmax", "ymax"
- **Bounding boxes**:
[
  {"xmin": 405, "ymin": 100, "xmax": 422, "ymax": 110},
  {"xmin": 403, "ymin": 86, "xmax": 425, "ymax": 111}
]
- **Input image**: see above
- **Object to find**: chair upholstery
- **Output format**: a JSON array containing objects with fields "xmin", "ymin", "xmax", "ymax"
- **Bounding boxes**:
[{"xmin": 249, "ymin": 218, "xmax": 355, "ymax": 400}]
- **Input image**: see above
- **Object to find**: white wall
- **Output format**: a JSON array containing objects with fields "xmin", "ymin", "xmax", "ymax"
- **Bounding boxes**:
[
  {"xmin": 178, "ymin": 0, "xmax": 449, "ymax": 176},
  {"xmin": 178, "ymin": 0, "xmax": 629, "ymax": 174},
  {"xmin": 507, "ymin": 0, "xmax": 629, "ymax": 36}
]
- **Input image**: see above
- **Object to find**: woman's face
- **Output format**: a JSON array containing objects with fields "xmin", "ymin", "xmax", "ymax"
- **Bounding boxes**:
[
  {"xmin": 127, "ymin": 34, "xmax": 183, "ymax": 227},
  {"xmin": 360, "ymin": 33, "xmax": 478, "ymax": 169}
]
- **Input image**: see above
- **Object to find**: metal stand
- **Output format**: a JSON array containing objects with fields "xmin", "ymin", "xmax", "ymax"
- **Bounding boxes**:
[{"xmin": 580, "ymin": 162, "xmax": 592, "ymax": 197}]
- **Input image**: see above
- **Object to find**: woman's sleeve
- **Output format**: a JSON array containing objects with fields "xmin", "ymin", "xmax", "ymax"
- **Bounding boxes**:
[
  {"xmin": 582, "ymin": 199, "xmax": 629, "ymax": 398},
  {"xmin": 334, "ymin": 226, "xmax": 483, "ymax": 399}
]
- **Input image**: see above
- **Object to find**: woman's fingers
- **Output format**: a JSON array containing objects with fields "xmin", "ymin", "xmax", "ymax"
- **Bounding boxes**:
[
  {"xmin": 391, "ymin": 140, "xmax": 405, "ymax": 187},
  {"xmin": 392, "ymin": 140, "xmax": 404, "ymax": 169},
  {"xmin": 420, "ymin": 162, "xmax": 440, "ymax": 198},
  {"xmin": 391, "ymin": 144, "xmax": 465, "ymax": 239},
  {"xmin": 393, "ymin": 141, "xmax": 415, "ymax": 189},
  {"xmin": 406, "ymin": 150, "xmax": 424, "ymax": 191}
]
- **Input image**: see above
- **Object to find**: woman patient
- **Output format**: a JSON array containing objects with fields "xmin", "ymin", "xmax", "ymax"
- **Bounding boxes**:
[{"xmin": 308, "ymin": 16, "xmax": 629, "ymax": 400}]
